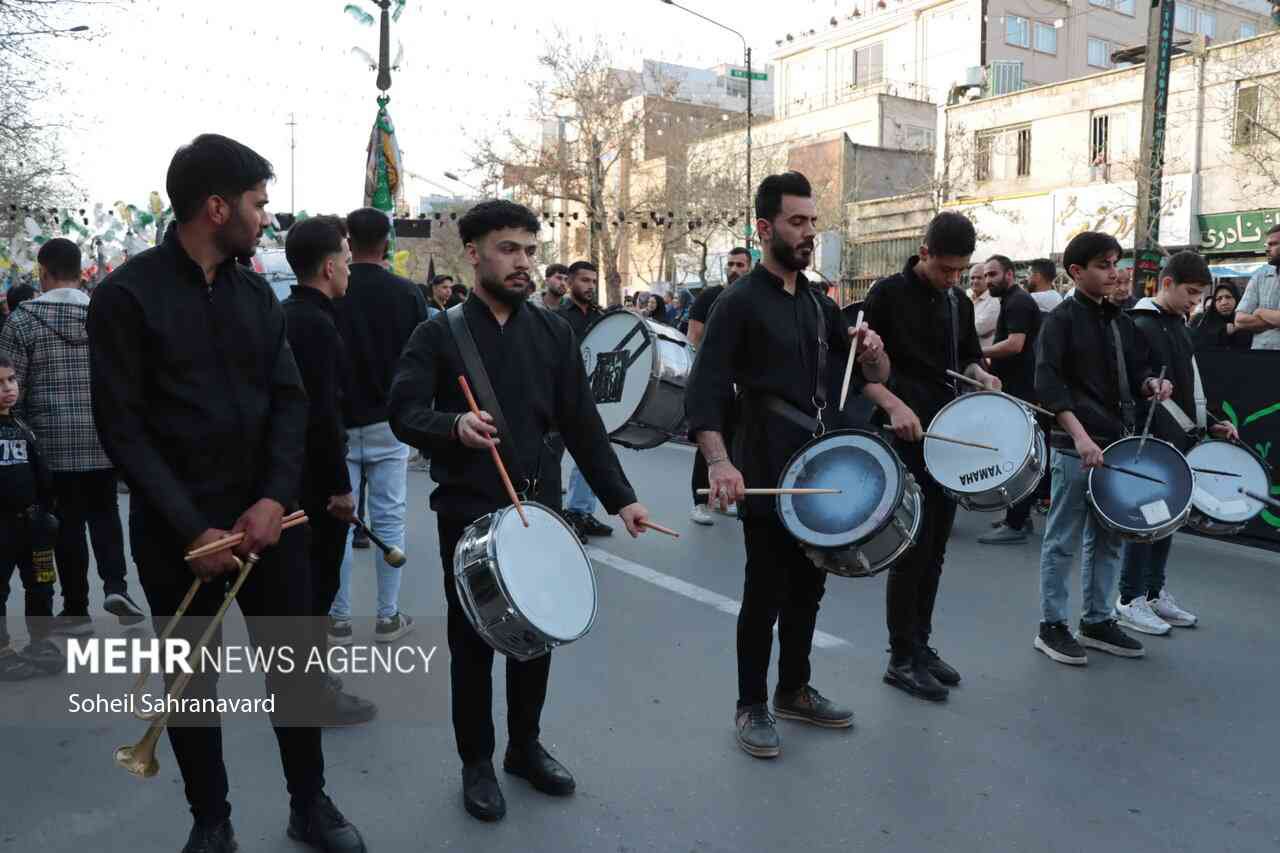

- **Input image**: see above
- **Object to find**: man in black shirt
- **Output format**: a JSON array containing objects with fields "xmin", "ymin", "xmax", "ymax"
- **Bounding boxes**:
[
  {"xmin": 1033, "ymin": 231, "xmax": 1171, "ymax": 668},
  {"xmin": 687, "ymin": 172, "xmax": 888, "ymax": 759},
  {"xmin": 328, "ymin": 208, "xmax": 428, "ymax": 649},
  {"xmin": 390, "ymin": 200, "xmax": 651, "ymax": 823},
  {"xmin": 862, "ymin": 212, "xmax": 1002, "ymax": 703},
  {"xmin": 686, "ymin": 246, "xmax": 751, "ymax": 527},
  {"xmin": 88, "ymin": 134, "xmax": 365, "ymax": 853},
  {"xmin": 428, "ymin": 274, "xmax": 454, "ymax": 314},
  {"xmin": 281, "ymin": 216, "xmax": 378, "ymax": 728},
  {"xmin": 978, "ymin": 254, "xmax": 1043, "ymax": 545},
  {"xmin": 540, "ymin": 263, "xmax": 569, "ymax": 311}
]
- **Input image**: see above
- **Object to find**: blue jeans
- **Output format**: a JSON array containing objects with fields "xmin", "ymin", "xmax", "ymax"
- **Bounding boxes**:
[
  {"xmin": 330, "ymin": 421, "xmax": 409, "ymax": 621},
  {"xmin": 566, "ymin": 463, "xmax": 597, "ymax": 515},
  {"xmin": 1039, "ymin": 449, "xmax": 1123, "ymax": 626},
  {"xmin": 1119, "ymin": 537, "xmax": 1172, "ymax": 603}
]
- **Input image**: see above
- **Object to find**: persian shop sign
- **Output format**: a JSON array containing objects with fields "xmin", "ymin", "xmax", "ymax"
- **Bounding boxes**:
[{"xmin": 1198, "ymin": 210, "xmax": 1280, "ymax": 255}]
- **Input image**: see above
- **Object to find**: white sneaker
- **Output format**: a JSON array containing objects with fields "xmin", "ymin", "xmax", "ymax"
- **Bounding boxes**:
[
  {"xmin": 1115, "ymin": 597, "xmax": 1171, "ymax": 636},
  {"xmin": 1150, "ymin": 588, "xmax": 1197, "ymax": 627},
  {"xmin": 690, "ymin": 505, "xmax": 715, "ymax": 526}
]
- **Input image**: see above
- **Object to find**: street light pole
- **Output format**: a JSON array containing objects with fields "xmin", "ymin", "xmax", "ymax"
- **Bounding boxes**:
[{"xmin": 658, "ymin": 0, "xmax": 753, "ymax": 248}]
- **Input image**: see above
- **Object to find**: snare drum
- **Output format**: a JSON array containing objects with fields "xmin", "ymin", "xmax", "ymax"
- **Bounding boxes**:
[
  {"xmin": 1186, "ymin": 440, "xmax": 1270, "ymax": 536},
  {"xmin": 581, "ymin": 308, "xmax": 694, "ymax": 449},
  {"xmin": 777, "ymin": 430, "xmax": 922, "ymax": 577},
  {"xmin": 924, "ymin": 392, "xmax": 1047, "ymax": 511},
  {"xmin": 1087, "ymin": 437, "xmax": 1194, "ymax": 543},
  {"xmin": 453, "ymin": 502, "xmax": 597, "ymax": 661}
]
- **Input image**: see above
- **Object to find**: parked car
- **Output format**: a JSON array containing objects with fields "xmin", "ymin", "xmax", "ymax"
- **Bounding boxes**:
[{"xmin": 253, "ymin": 247, "xmax": 295, "ymax": 303}]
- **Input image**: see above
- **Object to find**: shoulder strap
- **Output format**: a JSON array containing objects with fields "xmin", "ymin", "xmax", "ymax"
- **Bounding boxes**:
[
  {"xmin": 805, "ymin": 286, "xmax": 828, "ymax": 412},
  {"xmin": 1109, "ymin": 321, "xmax": 1136, "ymax": 434},
  {"xmin": 1190, "ymin": 354, "xmax": 1208, "ymax": 430},
  {"xmin": 946, "ymin": 287, "xmax": 961, "ymax": 394},
  {"xmin": 446, "ymin": 304, "xmax": 529, "ymax": 492}
]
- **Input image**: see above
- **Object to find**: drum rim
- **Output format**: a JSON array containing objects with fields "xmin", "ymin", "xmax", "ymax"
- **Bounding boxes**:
[
  {"xmin": 1187, "ymin": 438, "xmax": 1271, "ymax": 523},
  {"xmin": 491, "ymin": 500, "xmax": 598, "ymax": 642},
  {"xmin": 776, "ymin": 428, "xmax": 907, "ymax": 547},
  {"xmin": 923, "ymin": 391, "xmax": 1037, "ymax": 492},
  {"xmin": 583, "ymin": 308, "xmax": 687, "ymax": 447},
  {"xmin": 1086, "ymin": 436, "xmax": 1194, "ymax": 535}
]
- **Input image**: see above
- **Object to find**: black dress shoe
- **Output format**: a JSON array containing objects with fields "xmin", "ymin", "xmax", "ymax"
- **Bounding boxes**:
[
  {"xmin": 182, "ymin": 819, "xmax": 237, "ymax": 853},
  {"xmin": 503, "ymin": 741, "xmax": 576, "ymax": 795},
  {"xmin": 316, "ymin": 678, "xmax": 377, "ymax": 727},
  {"xmin": 883, "ymin": 655, "xmax": 949, "ymax": 702},
  {"xmin": 918, "ymin": 646, "xmax": 961, "ymax": 686},
  {"xmin": 287, "ymin": 792, "xmax": 366, "ymax": 852},
  {"xmin": 462, "ymin": 762, "xmax": 507, "ymax": 821}
]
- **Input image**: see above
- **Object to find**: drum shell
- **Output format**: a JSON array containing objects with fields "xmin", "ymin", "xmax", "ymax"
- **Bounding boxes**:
[
  {"xmin": 1185, "ymin": 440, "xmax": 1270, "ymax": 536},
  {"xmin": 1086, "ymin": 437, "xmax": 1194, "ymax": 543},
  {"xmin": 804, "ymin": 473, "xmax": 923, "ymax": 578},
  {"xmin": 924, "ymin": 392, "xmax": 1047, "ymax": 511}
]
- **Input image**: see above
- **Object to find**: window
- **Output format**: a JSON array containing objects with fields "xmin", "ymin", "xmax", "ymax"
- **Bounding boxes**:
[
  {"xmin": 1240, "ymin": 22, "xmax": 1257, "ymax": 39},
  {"xmin": 1034, "ymin": 22, "xmax": 1058, "ymax": 53},
  {"xmin": 1088, "ymin": 37, "xmax": 1112, "ymax": 68},
  {"xmin": 1114, "ymin": 0, "xmax": 1135, "ymax": 14},
  {"xmin": 825, "ymin": 40, "xmax": 884, "ymax": 98},
  {"xmin": 1089, "ymin": 0, "xmax": 1108, "ymax": 6},
  {"xmin": 975, "ymin": 126, "xmax": 1030, "ymax": 181},
  {"xmin": 1016, "ymin": 127, "xmax": 1032, "ymax": 177},
  {"xmin": 1235, "ymin": 85, "xmax": 1261, "ymax": 146},
  {"xmin": 976, "ymin": 131, "xmax": 994, "ymax": 182},
  {"xmin": 1006, "ymin": 15, "xmax": 1031, "ymax": 48},
  {"xmin": 1199, "ymin": 10, "xmax": 1216, "ymax": 37},
  {"xmin": 855, "ymin": 43, "xmax": 884, "ymax": 86},
  {"xmin": 1091, "ymin": 114, "xmax": 1110, "ymax": 165},
  {"xmin": 904, "ymin": 126, "xmax": 935, "ymax": 150},
  {"xmin": 1174, "ymin": 4, "xmax": 1195, "ymax": 32}
]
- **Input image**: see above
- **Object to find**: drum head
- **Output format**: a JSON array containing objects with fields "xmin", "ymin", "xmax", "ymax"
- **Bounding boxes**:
[
  {"xmin": 494, "ymin": 503, "xmax": 596, "ymax": 641},
  {"xmin": 581, "ymin": 311, "xmax": 658, "ymax": 436},
  {"xmin": 778, "ymin": 431, "xmax": 903, "ymax": 548},
  {"xmin": 1188, "ymin": 440, "xmax": 1270, "ymax": 522},
  {"xmin": 925, "ymin": 393, "xmax": 1035, "ymax": 493},
  {"xmin": 1090, "ymin": 437, "xmax": 1194, "ymax": 532}
]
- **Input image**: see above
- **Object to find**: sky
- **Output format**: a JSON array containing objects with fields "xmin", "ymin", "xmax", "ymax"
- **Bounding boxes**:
[{"xmin": 36, "ymin": 0, "xmax": 836, "ymax": 216}]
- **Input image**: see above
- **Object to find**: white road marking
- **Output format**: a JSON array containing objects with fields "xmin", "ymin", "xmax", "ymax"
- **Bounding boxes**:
[{"xmin": 586, "ymin": 546, "xmax": 850, "ymax": 649}]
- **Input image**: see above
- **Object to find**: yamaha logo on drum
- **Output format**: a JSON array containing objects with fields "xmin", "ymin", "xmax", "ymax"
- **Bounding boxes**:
[{"xmin": 959, "ymin": 464, "xmax": 1002, "ymax": 486}]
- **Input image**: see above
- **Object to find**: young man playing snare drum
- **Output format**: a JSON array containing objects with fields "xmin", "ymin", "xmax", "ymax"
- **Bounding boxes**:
[{"xmin": 1033, "ymin": 231, "xmax": 1173, "ymax": 666}]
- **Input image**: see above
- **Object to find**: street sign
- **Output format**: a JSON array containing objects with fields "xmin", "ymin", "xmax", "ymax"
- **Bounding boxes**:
[{"xmin": 729, "ymin": 69, "xmax": 768, "ymax": 81}]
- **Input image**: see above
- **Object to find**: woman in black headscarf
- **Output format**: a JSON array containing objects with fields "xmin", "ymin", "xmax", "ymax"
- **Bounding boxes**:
[{"xmin": 1191, "ymin": 281, "xmax": 1253, "ymax": 351}]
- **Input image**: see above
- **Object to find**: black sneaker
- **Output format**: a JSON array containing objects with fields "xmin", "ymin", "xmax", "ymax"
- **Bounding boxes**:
[
  {"xmin": 918, "ymin": 646, "xmax": 961, "ymax": 686},
  {"xmin": 287, "ymin": 792, "xmax": 367, "ymax": 852},
  {"xmin": 316, "ymin": 679, "xmax": 378, "ymax": 727},
  {"xmin": 49, "ymin": 611, "xmax": 93, "ymax": 637},
  {"xmin": 772, "ymin": 684, "xmax": 853, "ymax": 728},
  {"xmin": 328, "ymin": 617, "xmax": 353, "ymax": 647},
  {"xmin": 734, "ymin": 703, "xmax": 780, "ymax": 758},
  {"xmin": 104, "ymin": 592, "xmax": 147, "ymax": 626},
  {"xmin": 182, "ymin": 818, "xmax": 236, "ymax": 853},
  {"xmin": 374, "ymin": 611, "xmax": 415, "ymax": 643},
  {"xmin": 20, "ymin": 639, "xmax": 65, "ymax": 676},
  {"xmin": 0, "ymin": 648, "xmax": 41, "ymax": 682},
  {"xmin": 883, "ymin": 655, "xmax": 949, "ymax": 701},
  {"xmin": 1078, "ymin": 619, "xmax": 1145, "ymax": 658},
  {"xmin": 351, "ymin": 529, "xmax": 371, "ymax": 550},
  {"xmin": 572, "ymin": 512, "xmax": 613, "ymax": 538},
  {"xmin": 1034, "ymin": 621, "xmax": 1087, "ymax": 665}
]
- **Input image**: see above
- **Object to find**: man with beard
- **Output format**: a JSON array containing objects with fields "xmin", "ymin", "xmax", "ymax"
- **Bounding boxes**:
[
  {"xmin": 389, "ymin": 199, "xmax": 652, "ymax": 821},
  {"xmin": 540, "ymin": 263, "xmax": 569, "ymax": 311},
  {"xmin": 1234, "ymin": 223, "xmax": 1280, "ymax": 350},
  {"xmin": 428, "ymin": 275, "xmax": 455, "ymax": 314},
  {"xmin": 88, "ymin": 134, "xmax": 365, "ymax": 853},
  {"xmin": 977, "ymin": 254, "xmax": 1043, "ymax": 546},
  {"xmin": 861, "ymin": 212, "xmax": 1002, "ymax": 703},
  {"xmin": 687, "ymin": 246, "xmax": 750, "ymax": 527},
  {"xmin": 687, "ymin": 172, "xmax": 889, "ymax": 759}
]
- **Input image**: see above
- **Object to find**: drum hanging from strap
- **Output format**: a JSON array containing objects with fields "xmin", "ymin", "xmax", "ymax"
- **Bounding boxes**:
[
  {"xmin": 1186, "ymin": 439, "xmax": 1271, "ymax": 536},
  {"xmin": 580, "ymin": 308, "xmax": 694, "ymax": 449},
  {"xmin": 924, "ymin": 392, "xmax": 1047, "ymax": 511},
  {"xmin": 776, "ymin": 430, "xmax": 922, "ymax": 578},
  {"xmin": 1087, "ymin": 437, "xmax": 1194, "ymax": 543},
  {"xmin": 453, "ymin": 502, "xmax": 597, "ymax": 661}
]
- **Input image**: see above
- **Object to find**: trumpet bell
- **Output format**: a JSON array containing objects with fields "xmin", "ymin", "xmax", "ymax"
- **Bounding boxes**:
[{"xmin": 114, "ymin": 744, "xmax": 159, "ymax": 778}]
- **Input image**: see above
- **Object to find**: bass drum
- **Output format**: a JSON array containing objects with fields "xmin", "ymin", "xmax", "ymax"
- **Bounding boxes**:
[
  {"xmin": 1087, "ymin": 437, "xmax": 1194, "ymax": 543},
  {"xmin": 777, "ymin": 430, "xmax": 922, "ymax": 578},
  {"xmin": 580, "ymin": 308, "xmax": 693, "ymax": 449}
]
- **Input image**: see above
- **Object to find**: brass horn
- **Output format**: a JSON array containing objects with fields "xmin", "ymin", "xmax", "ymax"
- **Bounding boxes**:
[{"xmin": 114, "ymin": 554, "xmax": 258, "ymax": 778}]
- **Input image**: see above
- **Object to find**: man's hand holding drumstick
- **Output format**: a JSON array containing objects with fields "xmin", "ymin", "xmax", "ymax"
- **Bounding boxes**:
[{"xmin": 186, "ymin": 529, "xmax": 242, "ymax": 581}]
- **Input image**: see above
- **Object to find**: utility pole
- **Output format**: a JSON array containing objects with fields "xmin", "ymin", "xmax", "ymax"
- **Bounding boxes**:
[
  {"xmin": 1132, "ymin": 0, "xmax": 1175, "ymax": 297},
  {"xmin": 287, "ymin": 113, "xmax": 297, "ymax": 213},
  {"xmin": 745, "ymin": 45, "xmax": 753, "ymax": 250}
]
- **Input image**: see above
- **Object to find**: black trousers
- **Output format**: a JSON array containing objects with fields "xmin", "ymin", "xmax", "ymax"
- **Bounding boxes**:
[
  {"xmin": 737, "ymin": 518, "xmax": 828, "ymax": 707},
  {"xmin": 439, "ymin": 514, "xmax": 550, "ymax": 765},
  {"xmin": 302, "ymin": 501, "xmax": 348, "ymax": 620},
  {"xmin": 690, "ymin": 448, "xmax": 710, "ymax": 506},
  {"xmin": 886, "ymin": 440, "xmax": 958, "ymax": 658},
  {"xmin": 1005, "ymin": 492, "xmax": 1035, "ymax": 532},
  {"xmin": 0, "ymin": 515, "xmax": 53, "ymax": 647},
  {"xmin": 53, "ymin": 469, "xmax": 129, "ymax": 614},
  {"xmin": 129, "ymin": 509, "xmax": 324, "ymax": 826}
]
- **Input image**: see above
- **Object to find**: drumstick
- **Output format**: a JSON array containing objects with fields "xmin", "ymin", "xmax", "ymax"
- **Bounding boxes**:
[
  {"xmin": 1057, "ymin": 449, "xmax": 1167, "ymax": 484},
  {"xmin": 1239, "ymin": 487, "xmax": 1280, "ymax": 511},
  {"xmin": 922, "ymin": 432, "xmax": 1000, "ymax": 452},
  {"xmin": 458, "ymin": 375, "xmax": 528, "ymax": 528},
  {"xmin": 838, "ymin": 310, "xmax": 864, "ymax": 413},
  {"xmin": 184, "ymin": 511, "xmax": 308, "ymax": 561},
  {"xmin": 1193, "ymin": 467, "xmax": 1241, "ymax": 478},
  {"xmin": 946, "ymin": 369, "xmax": 1056, "ymax": 419},
  {"xmin": 638, "ymin": 519, "xmax": 680, "ymax": 538},
  {"xmin": 697, "ymin": 488, "xmax": 843, "ymax": 496},
  {"xmin": 1135, "ymin": 367, "xmax": 1167, "ymax": 461}
]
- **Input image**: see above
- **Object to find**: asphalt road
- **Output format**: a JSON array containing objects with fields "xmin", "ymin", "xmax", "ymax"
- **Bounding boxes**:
[{"xmin": 2, "ymin": 443, "xmax": 1277, "ymax": 852}]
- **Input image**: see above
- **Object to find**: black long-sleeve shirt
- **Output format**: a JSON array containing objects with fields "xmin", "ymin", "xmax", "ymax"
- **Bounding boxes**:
[
  {"xmin": 333, "ymin": 262, "xmax": 429, "ymax": 428},
  {"xmin": 0, "ymin": 414, "xmax": 53, "ymax": 514},
  {"xmin": 87, "ymin": 228, "xmax": 308, "ymax": 545},
  {"xmin": 283, "ymin": 286, "xmax": 352, "ymax": 503},
  {"xmin": 990, "ymin": 285, "xmax": 1042, "ymax": 401},
  {"xmin": 557, "ymin": 299, "xmax": 603, "ymax": 340},
  {"xmin": 1034, "ymin": 290, "xmax": 1155, "ymax": 444},
  {"xmin": 862, "ymin": 257, "xmax": 983, "ymax": 427},
  {"xmin": 684, "ymin": 265, "xmax": 856, "ymax": 521},
  {"xmin": 389, "ymin": 294, "xmax": 636, "ymax": 521}
]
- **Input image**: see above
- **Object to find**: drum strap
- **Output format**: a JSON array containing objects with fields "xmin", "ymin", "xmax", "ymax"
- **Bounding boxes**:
[
  {"xmin": 946, "ymin": 288, "xmax": 961, "ymax": 396},
  {"xmin": 806, "ymin": 287, "xmax": 829, "ymax": 423},
  {"xmin": 1191, "ymin": 355, "xmax": 1208, "ymax": 429},
  {"xmin": 447, "ymin": 304, "xmax": 532, "ymax": 496},
  {"xmin": 1109, "ymin": 322, "xmax": 1136, "ymax": 434}
]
